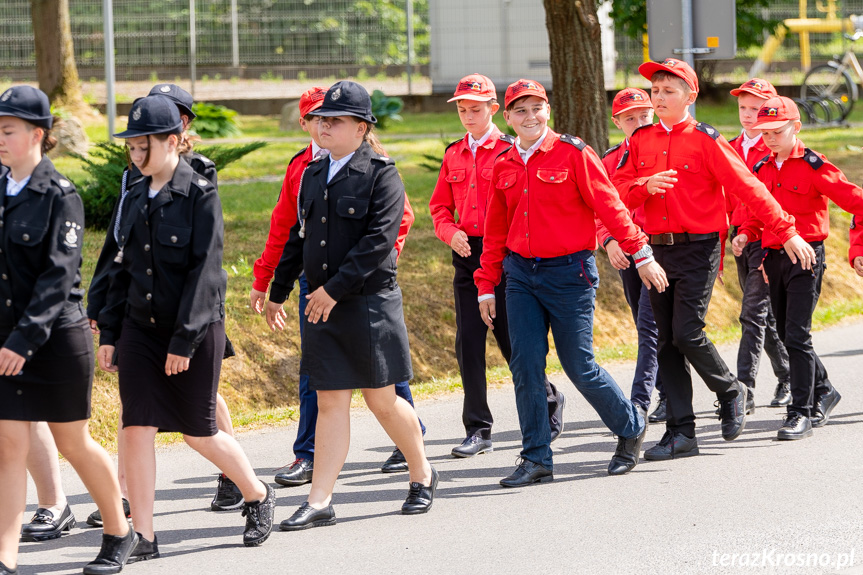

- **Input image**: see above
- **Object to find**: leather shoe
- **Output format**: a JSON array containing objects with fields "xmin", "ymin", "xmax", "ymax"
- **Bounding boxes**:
[
  {"xmin": 279, "ymin": 502, "xmax": 336, "ymax": 531},
  {"xmin": 127, "ymin": 533, "xmax": 159, "ymax": 563},
  {"xmin": 648, "ymin": 397, "xmax": 668, "ymax": 423},
  {"xmin": 770, "ymin": 381, "xmax": 791, "ymax": 407},
  {"xmin": 0, "ymin": 560, "xmax": 17, "ymax": 574},
  {"xmin": 777, "ymin": 411, "xmax": 813, "ymax": 440},
  {"xmin": 549, "ymin": 392, "xmax": 566, "ymax": 442},
  {"xmin": 643, "ymin": 429, "xmax": 699, "ymax": 460},
  {"xmin": 401, "ymin": 467, "xmax": 439, "ymax": 515},
  {"xmin": 608, "ymin": 406, "xmax": 647, "ymax": 476},
  {"xmin": 745, "ymin": 386, "xmax": 756, "ymax": 415},
  {"xmin": 20, "ymin": 504, "xmax": 76, "ymax": 541},
  {"xmin": 274, "ymin": 458, "xmax": 313, "ymax": 487},
  {"xmin": 87, "ymin": 498, "xmax": 131, "ymax": 528},
  {"xmin": 82, "ymin": 527, "xmax": 138, "ymax": 575},
  {"xmin": 717, "ymin": 381, "xmax": 747, "ymax": 441},
  {"xmin": 380, "ymin": 447, "xmax": 408, "ymax": 473},
  {"xmin": 499, "ymin": 459, "xmax": 553, "ymax": 488},
  {"xmin": 811, "ymin": 387, "xmax": 841, "ymax": 428},
  {"xmin": 451, "ymin": 435, "xmax": 493, "ymax": 458}
]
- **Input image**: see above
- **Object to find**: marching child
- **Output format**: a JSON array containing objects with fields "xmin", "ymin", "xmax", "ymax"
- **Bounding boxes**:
[{"xmin": 852, "ymin": 217, "xmax": 863, "ymax": 276}]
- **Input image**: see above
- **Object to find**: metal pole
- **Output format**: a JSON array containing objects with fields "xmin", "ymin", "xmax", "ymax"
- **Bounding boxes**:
[
  {"xmin": 103, "ymin": 0, "xmax": 116, "ymax": 140},
  {"xmin": 406, "ymin": 0, "xmax": 414, "ymax": 95},
  {"xmin": 189, "ymin": 0, "xmax": 196, "ymax": 99},
  {"xmin": 681, "ymin": 0, "xmax": 696, "ymax": 118},
  {"xmin": 231, "ymin": 0, "xmax": 239, "ymax": 70}
]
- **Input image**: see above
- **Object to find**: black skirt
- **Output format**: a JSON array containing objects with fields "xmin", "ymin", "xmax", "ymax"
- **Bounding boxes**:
[
  {"xmin": 301, "ymin": 286, "xmax": 412, "ymax": 391},
  {"xmin": 116, "ymin": 317, "xmax": 224, "ymax": 437},
  {"xmin": 0, "ymin": 317, "xmax": 94, "ymax": 423}
]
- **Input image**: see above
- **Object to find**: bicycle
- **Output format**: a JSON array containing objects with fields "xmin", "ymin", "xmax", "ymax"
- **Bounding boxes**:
[{"xmin": 800, "ymin": 29, "xmax": 863, "ymax": 122}]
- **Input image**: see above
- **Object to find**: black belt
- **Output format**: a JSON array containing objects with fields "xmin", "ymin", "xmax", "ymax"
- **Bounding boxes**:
[{"xmin": 649, "ymin": 232, "xmax": 720, "ymax": 246}]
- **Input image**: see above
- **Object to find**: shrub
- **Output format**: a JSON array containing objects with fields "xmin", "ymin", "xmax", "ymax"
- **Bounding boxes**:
[
  {"xmin": 190, "ymin": 102, "xmax": 241, "ymax": 139},
  {"xmin": 370, "ymin": 89, "xmax": 403, "ymax": 129}
]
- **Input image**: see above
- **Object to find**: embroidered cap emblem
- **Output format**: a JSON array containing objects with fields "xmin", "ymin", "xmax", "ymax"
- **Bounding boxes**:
[
  {"xmin": 0, "ymin": 90, "xmax": 11, "ymax": 102},
  {"xmin": 132, "ymin": 107, "xmax": 142, "ymax": 121},
  {"xmin": 331, "ymin": 88, "xmax": 342, "ymax": 101},
  {"xmin": 663, "ymin": 59, "xmax": 677, "ymax": 67},
  {"xmin": 159, "ymin": 85, "xmax": 171, "ymax": 93}
]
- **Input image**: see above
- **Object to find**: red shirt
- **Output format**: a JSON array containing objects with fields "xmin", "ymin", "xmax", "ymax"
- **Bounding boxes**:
[
  {"xmin": 612, "ymin": 117, "xmax": 797, "ymax": 244},
  {"xmin": 740, "ymin": 139, "xmax": 863, "ymax": 251},
  {"xmin": 429, "ymin": 127, "xmax": 514, "ymax": 243},
  {"xmin": 851, "ymin": 215, "xmax": 863, "ymax": 267},
  {"xmin": 595, "ymin": 139, "xmax": 646, "ymax": 247},
  {"xmin": 726, "ymin": 132, "xmax": 772, "ymax": 238},
  {"xmin": 474, "ymin": 129, "xmax": 648, "ymax": 296}
]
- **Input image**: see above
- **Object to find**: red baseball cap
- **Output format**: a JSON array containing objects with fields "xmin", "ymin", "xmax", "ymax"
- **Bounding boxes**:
[
  {"xmin": 752, "ymin": 96, "xmax": 800, "ymax": 130},
  {"xmin": 504, "ymin": 79, "xmax": 548, "ymax": 109},
  {"xmin": 299, "ymin": 86, "xmax": 328, "ymax": 117},
  {"xmin": 612, "ymin": 88, "xmax": 653, "ymax": 116},
  {"xmin": 447, "ymin": 74, "xmax": 497, "ymax": 103},
  {"xmin": 639, "ymin": 58, "xmax": 699, "ymax": 93},
  {"xmin": 730, "ymin": 78, "xmax": 778, "ymax": 99}
]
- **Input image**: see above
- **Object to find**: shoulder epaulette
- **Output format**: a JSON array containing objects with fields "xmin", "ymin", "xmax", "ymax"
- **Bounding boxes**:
[
  {"xmin": 371, "ymin": 155, "xmax": 395, "ymax": 165},
  {"xmin": 498, "ymin": 133, "xmax": 515, "ymax": 145},
  {"xmin": 287, "ymin": 147, "xmax": 307, "ymax": 166},
  {"xmin": 602, "ymin": 142, "xmax": 622, "ymax": 159},
  {"xmin": 193, "ymin": 152, "xmax": 214, "ymax": 167},
  {"xmin": 803, "ymin": 148, "xmax": 824, "ymax": 170},
  {"xmin": 444, "ymin": 138, "xmax": 462, "ymax": 153},
  {"xmin": 851, "ymin": 215, "xmax": 857, "ymax": 230},
  {"xmin": 616, "ymin": 149, "xmax": 630, "ymax": 171},
  {"xmin": 495, "ymin": 144, "xmax": 514, "ymax": 160},
  {"xmin": 752, "ymin": 154, "xmax": 771, "ymax": 173},
  {"xmin": 631, "ymin": 124, "xmax": 653, "ymax": 139},
  {"xmin": 51, "ymin": 174, "xmax": 76, "ymax": 194},
  {"xmin": 695, "ymin": 122, "xmax": 720, "ymax": 140},
  {"xmin": 560, "ymin": 134, "xmax": 586, "ymax": 151},
  {"xmin": 191, "ymin": 175, "xmax": 214, "ymax": 190}
]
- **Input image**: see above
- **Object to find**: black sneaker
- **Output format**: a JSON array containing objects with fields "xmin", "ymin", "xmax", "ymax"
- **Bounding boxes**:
[
  {"xmin": 82, "ymin": 527, "xmax": 138, "ymax": 574},
  {"xmin": 745, "ymin": 386, "xmax": 756, "ymax": 415},
  {"xmin": 0, "ymin": 560, "xmax": 17, "ymax": 574},
  {"xmin": 777, "ymin": 411, "xmax": 813, "ymax": 440},
  {"xmin": 211, "ymin": 474, "xmax": 245, "ymax": 511},
  {"xmin": 716, "ymin": 381, "xmax": 747, "ymax": 441},
  {"xmin": 242, "ymin": 481, "xmax": 275, "ymax": 547},
  {"xmin": 770, "ymin": 381, "xmax": 791, "ymax": 407},
  {"xmin": 127, "ymin": 533, "xmax": 159, "ymax": 563},
  {"xmin": 643, "ymin": 429, "xmax": 699, "ymax": 460},
  {"xmin": 811, "ymin": 387, "xmax": 841, "ymax": 428},
  {"xmin": 87, "ymin": 498, "xmax": 131, "ymax": 528},
  {"xmin": 608, "ymin": 406, "xmax": 648, "ymax": 476}
]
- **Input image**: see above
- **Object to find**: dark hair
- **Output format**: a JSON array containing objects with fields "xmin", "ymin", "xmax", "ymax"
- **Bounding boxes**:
[
  {"xmin": 650, "ymin": 71, "xmax": 691, "ymax": 95},
  {"xmin": 24, "ymin": 117, "xmax": 59, "ymax": 155},
  {"xmin": 126, "ymin": 129, "xmax": 182, "ymax": 169}
]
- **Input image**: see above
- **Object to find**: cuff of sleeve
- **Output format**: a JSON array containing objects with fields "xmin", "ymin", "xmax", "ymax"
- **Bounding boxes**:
[
  {"xmin": 268, "ymin": 283, "xmax": 291, "ymax": 305},
  {"xmin": 3, "ymin": 331, "xmax": 36, "ymax": 362},
  {"xmin": 850, "ymin": 247, "xmax": 863, "ymax": 267},
  {"xmin": 477, "ymin": 293, "xmax": 496, "ymax": 303},
  {"xmin": 602, "ymin": 236, "xmax": 616, "ymax": 248},
  {"xmin": 252, "ymin": 266, "xmax": 272, "ymax": 293},
  {"xmin": 634, "ymin": 255, "xmax": 655, "ymax": 269},
  {"xmin": 777, "ymin": 226, "xmax": 798, "ymax": 246},
  {"xmin": 99, "ymin": 331, "xmax": 117, "ymax": 348},
  {"xmin": 440, "ymin": 225, "xmax": 460, "ymax": 246},
  {"xmin": 168, "ymin": 337, "xmax": 196, "ymax": 359},
  {"xmin": 323, "ymin": 278, "xmax": 348, "ymax": 302}
]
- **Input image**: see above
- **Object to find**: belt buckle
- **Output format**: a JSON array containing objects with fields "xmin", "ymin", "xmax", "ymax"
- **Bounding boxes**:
[{"xmin": 661, "ymin": 233, "xmax": 674, "ymax": 245}]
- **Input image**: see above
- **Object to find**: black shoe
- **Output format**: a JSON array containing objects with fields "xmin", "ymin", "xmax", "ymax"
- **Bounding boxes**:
[
  {"xmin": 279, "ymin": 502, "xmax": 336, "ymax": 531},
  {"xmin": 770, "ymin": 381, "xmax": 792, "ymax": 407},
  {"xmin": 127, "ymin": 533, "xmax": 159, "ymax": 563},
  {"xmin": 716, "ymin": 381, "xmax": 747, "ymax": 441},
  {"xmin": 380, "ymin": 447, "xmax": 408, "ymax": 474},
  {"xmin": 274, "ymin": 458, "xmax": 313, "ymax": 487},
  {"xmin": 745, "ymin": 386, "xmax": 756, "ymax": 415},
  {"xmin": 0, "ymin": 561, "xmax": 17, "ymax": 575},
  {"xmin": 608, "ymin": 406, "xmax": 648, "ymax": 476},
  {"xmin": 451, "ymin": 435, "xmax": 493, "ymax": 458},
  {"xmin": 643, "ymin": 429, "xmax": 699, "ymax": 461},
  {"xmin": 242, "ymin": 481, "xmax": 276, "ymax": 547},
  {"xmin": 549, "ymin": 392, "xmax": 566, "ymax": 443},
  {"xmin": 87, "ymin": 498, "xmax": 131, "ymax": 528},
  {"xmin": 811, "ymin": 387, "xmax": 841, "ymax": 428},
  {"xmin": 648, "ymin": 398, "xmax": 668, "ymax": 423},
  {"xmin": 20, "ymin": 504, "xmax": 76, "ymax": 542},
  {"xmin": 401, "ymin": 467, "xmax": 439, "ymax": 515},
  {"xmin": 499, "ymin": 459, "xmax": 553, "ymax": 488},
  {"xmin": 82, "ymin": 527, "xmax": 138, "ymax": 575},
  {"xmin": 211, "ymin": 473, "xmax": 245, "ymax": 511},
  {"xmin": 777, "ymin": 411, "xmax": 813, "ymax": 440}
]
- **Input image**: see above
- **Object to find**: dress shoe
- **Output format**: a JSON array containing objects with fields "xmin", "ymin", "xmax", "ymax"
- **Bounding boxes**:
[
  {"xmin": 242, "ymin": 481, "xmax": 276, "ymax": 547},
  {"xmin": 127, "ymin": 533, "xmax": 159, "ymax": 563},
  {"xmin": 648, "ymin": 397, "xmax": 668, "ymax": 423},
  {"xmin": 279, "ymin": 502, "xmax": 336, "ymax": 531},
  {"xmin": 770, "ymin": 381, "xmax": 792, "ymax": 407},
  {"xmin": 608, "ymin": 406, "xmax": 647, "ymax": 476},
  {"xmin": 716, "ymin": 381, "xmax": 747, "ymax": 441},
  {"xmin": 380, "ymin": 447, "xmax": 408, "ymax": 473},
  {"xmin": 451, "ymin": 435, "xmax": 493, "ymax": 458},
  {"xmin": 82, "ymin": 527, "xmax": 138, "ymax": 574},
  {"xmin": 274, "ymin": 458, "xmax": 313, "ymax": 487},
  {"xmin": 0, "ymin": 560, "xmax": 18, "ymax": 574},
  {"xmin": 777, "ymin": 411, "xmax": 813, "ymax": 440},
  {"xmin": 211, "ymin": 473, "xmax": 244, "ymax": 511},
  {"xmin": 745, "ymin": 386, "xmax": 756, "ymax": 415},
  {"xmin": 20, "ymin": 504, "xmax": 76, "ymax": 541},
  {"xmin": 401, "ymin": 467, "xmax": 439, "ymax": 515},
  {"xmin": 811, "ymin": 387, "xmax": 841, "ymax": 428},
  {"xmin": 499, "ymin": 459, "xmax": 553, "ymax": 488},
  {"xmin": 87, "ymin": 498, "xmax": 131, "ymax": 528},
  {"xmin": 549, "ymin": 392, "xmax": 566, "ymax": 442},
  {"xmin": 643, "ymin": 429, "xmax": 699, "ymax": 460}
]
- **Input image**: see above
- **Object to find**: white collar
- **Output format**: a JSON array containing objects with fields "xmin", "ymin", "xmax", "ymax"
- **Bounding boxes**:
[
  {"xmin": 5, "ymin": 173, "xmax": 31, "ymax": 197},
  {"xmin": 311, "ymin": 140, "xmax": 328, "ymax": 159},
  {"xmin": 659, "ymin": 112, "xmax": 690, "ymax": 132},
  {"xmin": 741, "ymin": 130, "xmax": 762, "ymax": 146},
  {"xmin": 468, "ymin": 126, "xmax": 494, "ymax": 150},
  {"xmin": 327, "ymin": 151, "xmax": 356, "ymax": 183},
  {"xmin": 515, "ymin": 127, "xmax": 549, "ymax": 162}
]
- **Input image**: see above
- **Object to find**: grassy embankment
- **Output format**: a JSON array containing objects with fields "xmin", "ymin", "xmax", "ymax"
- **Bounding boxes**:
[{"xmin": 53, "ymin": 99, "xmax": 863, "ymax": 448}]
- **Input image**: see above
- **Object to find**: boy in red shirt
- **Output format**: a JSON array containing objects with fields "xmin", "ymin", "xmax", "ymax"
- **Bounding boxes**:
[
  {"xmin": 475, "ymin": 79, "xmax": 668, "ymax": 485},
  {"xmin": 612, "ymin": 59, "xmax": 815, "ymax": 460},
  {"xmin": 852, "ymin": 217, "xmax": 863, "ymax": 276},
  {"xmin": 733, "ymin": 96, "xmax": 863, "ymax": 439},
  {"xmin": 430, "ymin": 74, "xmax": 564, "ymax": 458}
]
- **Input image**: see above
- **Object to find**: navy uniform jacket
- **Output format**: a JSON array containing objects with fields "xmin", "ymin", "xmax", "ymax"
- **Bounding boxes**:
[
  {"xmin": 0, "ymin": 156, "xmax": 86, "ymax": 360},
  {"xmin": 98, "ymin": 159, "xmax": 225, "ymax": 358}
]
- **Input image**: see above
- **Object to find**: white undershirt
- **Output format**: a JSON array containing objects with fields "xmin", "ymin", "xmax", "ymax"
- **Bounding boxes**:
[
  {"xmin": 5, "ymin": 174, "xmax": 31, "ymax": 197},
  {"xmin": 515, "ymin": 127, "xmax": 549, "ymax": 164},
  {"xmin": 740, "ymin": 131, "xmax": 762, "ymax": 162},
  {"xmin": 659, "ymin": 112, "xmax": 691, "ymax": 132},
  {"xmin": 468, "ymin": 126, "xmax": 494, "ymax": 157},
  {"xmin": 327, "ymin": 152, "xmax": 355, "ymax": 183},
  {"xmin": 148, "ymin": 187, "xmax": 160, "ymax": 199}
]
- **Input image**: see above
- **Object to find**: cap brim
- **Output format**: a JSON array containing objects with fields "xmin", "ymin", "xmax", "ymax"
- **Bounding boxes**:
[
  {"xmin": 0, "ymin": 110, "xmax": 53, "ymax": 128},
  {"xmin": 315, "ymin": 108, "xmax": 377, "ymax": 124},
  {"xmin": 639, "ymin": 62, "xmax": 697, "ymax": 92},
  {"xmin": 177, "ymin": 105, "xmax": 197, "ymax": 120},
  {"xmin": 505, "ymin": 91, "xmax": 548, "ymax": 108},
  {"xmin": 613, "ymin": 102, "xmax": 654, "ymax": 117},
  {"xmin": 113, "ymin": 120, "xmax": 184, "ymax": 139},
  {"xmin": 447, "ymin": 94, "xmax": 494, "ymax": 103},
  {"xmin": 730, "ymin": 88, "xmax": 770, "ymax": 99},
  {"xmin": 753, "ymin": 119, "xmax": 796, "ymax": 130}
]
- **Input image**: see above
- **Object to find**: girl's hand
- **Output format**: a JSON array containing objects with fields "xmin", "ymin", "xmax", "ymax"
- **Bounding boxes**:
[
  {"xmin": 731, "ymin": 233, "xmax": 748, "ymax": 257},
  {"xmin": 0, "ymin": 348, "xmax": 25, "ymax": 376},
  {"xmin": 604, "ymin": 240, "xmax": 630, "ymax": 270},
  {"xmin": 249, "ymin": 288, "xmax": 267, "ymax": 314},
  {"xmin": 854, "ymin": 256, "xmax": 863, "ymax": 277},
  {"xmin": 265, "ymin": 301, "xmax": 287, "ymax": 331},
  {"xmin": 165, "ymin": 353, "xmax": 190, "ymax": 376},
  {"xmin": 305, "ymin": 287, "xmax": 336, "ymax": 324},
  {"xmin": 97, "ymin": 345, "xmax": 118, "ymax": 373},
  {"xmin": 88, "ymin": 318, "xmax": 100, "ymax": 335}
]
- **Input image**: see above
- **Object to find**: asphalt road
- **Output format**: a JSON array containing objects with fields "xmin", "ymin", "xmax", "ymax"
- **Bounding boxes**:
[{"xmin": 18, "ymin": 319, "xmax": 863, "ymax": 575}]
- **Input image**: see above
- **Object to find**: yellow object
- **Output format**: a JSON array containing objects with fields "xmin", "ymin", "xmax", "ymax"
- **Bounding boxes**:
[
  {"xmin": 749, "ymin": 17, "xmax": 857, "ymax": 76},
  {"xmin": 706, "ymin": 36, "xmax": 719, "ymax": 48}
]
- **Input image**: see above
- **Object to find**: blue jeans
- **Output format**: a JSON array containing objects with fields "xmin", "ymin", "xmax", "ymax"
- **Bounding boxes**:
[
  {"xmin": 293, "ymin": 274, "xmax": 425, "ymax": 461},
  {"xmin": 503, "ymin": 252, "xmax": 643, "ymax": 470}
]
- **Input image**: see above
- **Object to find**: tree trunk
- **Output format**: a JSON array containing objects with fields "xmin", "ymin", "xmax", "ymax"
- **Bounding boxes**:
[
  {"xmin": 30, "ymin": 0, "xmax": 89, "ymax": 116},
  {"xmin": 543, "ymin": 0, "xmax": 608, "ymax": 153}
]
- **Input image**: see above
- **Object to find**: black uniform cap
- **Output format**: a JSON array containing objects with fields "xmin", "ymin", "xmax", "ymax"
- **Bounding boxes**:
[
  {"xmin": 314, "ymin": 81, "xmax": 377, "ymax": 124},
  {"xmin": 113, "ymin": 95, "xmax": 183, "ymax": 138},
  {"xmin": 0, "ymin": 86, "xmax": 53, "ymax": 129},
  {"xmin": 148, "ymin": 84, "xmax": 196, "ymax": 119}
]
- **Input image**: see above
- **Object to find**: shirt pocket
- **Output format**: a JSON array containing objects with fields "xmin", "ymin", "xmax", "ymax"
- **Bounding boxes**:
[
  {"xmin": 671, "ymin": 155, "xmax": 701, "ymax": 174},
  {"xmin": 8, "ymin": 222, "xmax": 48, "ymax": 251},
  {"xmin": 156, "ymin": 224, "xmax": 192, "ymax": 266},
  {"xmin": 635, "ymin": 154, "xmax": 657, "ymax": 173},
  {"xmin": 336, "ymin": 196, "xmax": 370, "ymax": 239},
  {"xmin": 536, "ymin": 169, "xmax": 569, "ymax": 184},
  {"xmin": 447, "ymin": 169, "xmax": 468, "ymax": 201},
  {"xmin": 780, "ymin": 180, "xmax": 823, "ymax": 214},
  {"xmin": 495, "ymin": 171, "xmax": 519, "ymax": 192}
]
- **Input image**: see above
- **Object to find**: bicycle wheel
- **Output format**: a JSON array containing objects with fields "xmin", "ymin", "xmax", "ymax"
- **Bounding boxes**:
[
  {"xmin": 792, "ymin": 97, "xmax": 816, "ymax": 125},
  {"xmin": 805, "ymin": 96, "xmax": 833, "ymax": 124},
  {"xmin": 801, "ymin": 63, "xmax": 858, "ymax": 121}
]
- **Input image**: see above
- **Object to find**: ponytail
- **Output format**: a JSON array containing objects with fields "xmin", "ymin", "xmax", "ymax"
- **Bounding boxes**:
[
  {"xmin": 178, "ymin": 131, "xmax": 200, "ymax": 156},
  {"xmin": 361, "ymin": 123, "xmax": 387, "ymax": 156}
]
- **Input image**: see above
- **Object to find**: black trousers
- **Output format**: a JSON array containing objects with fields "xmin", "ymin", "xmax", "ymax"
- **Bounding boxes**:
[
  {"xmin": 649, "ymin": 238, "xmax": 738, "ymax": 437},
  {"xmin": 453, "ymin": 236, "xmax": 560, "ymax": 439},
  {"xmin": 762, "ymin": 243, "xmax": 833, "ymax": 416}
]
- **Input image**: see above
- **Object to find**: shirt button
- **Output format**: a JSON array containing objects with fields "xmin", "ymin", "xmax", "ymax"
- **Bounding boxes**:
[
  {"xmin": 524, "ymin": 212, "xmax": 528, "ymax": 216},
  {"xmin": 640, "ymin": 161, "xmax": 645, "ymax": 166},
  {"xmin": 150, "ymin": 317, "xmax": 156, "ymax": 324},
  {"xmin": 302, "ymin": 209, "xmax": 306, "ymax": 216},
  {"xmin": 321, "ymin": 217, "xmax": 327, "ymax": 223},
  {"xmin": 5, "ymin": 299, "xmax": 10, "ymax": 307},
  {"xmin": 662, "ymin": 216, "xmax": 667, "ymax": 220},
  {"xmin": 348, "ymin": 207, "xmax": 355, "ymax": 215},
  {"xmin": 1, "ymin": 274, "xmax": 6, "ymax": 280},
  {"xmin": 16, "ymin": 389, "xmax": 22, "ymax": 395},
  {"xmin": 22, "ymin": 233, "xmax": 29, "ymax": 241},
  {"xmin": 472, "ymin": 205, "xmax": 476, "ymax": 209},
  {"xmin": 684, "ymin": 165, "xmax": 689, "ymax": 169},
  {"xmin": 27, "ymin": 350, "xmax": 32, "ymax": 356},
  {"xmin": 793, "ymin": 186, "xmax": 798, "ymax": 190},
  {"xmin": 549, "ymin": 176, "xmax": 555, "ymax": 181},
  {"xmin": 660, "ymin": 195, "xmax": 665, "ymax": 199},
  {"xmin": 320, "ymin": 240, "xmax": 327, "ymax": 247},
  {"xmin": 525, "ymin": 233, "xmax": 529, "ymax": 237},
  {"xmin": 473, "ymin": 224, "xmax": 478, "ymax": 229},
  {"xmin": 663, "ymin": 151, "xmax": 667, "ymax": 155},
  {"xmin": 777, "ymin": 183, "xmax": 782, "ymax": 187},
  {"xmin": 171, "ymin": 235, "xmax": 178, "ymax": 243},
  {"xmin": 322, "ymin": 263, "xmax": 328, "ymax": 270},
  {"xmin": 146, "ymin": 268, "xmax": 153, "ymax": 276},
  {"xmin": 523, "ymin": 189, "xmax": 527, "ymax": 193},
  {"xmin": 144, "ymin": 244, "xmax": 150, "ymax": 251},
  {"xmin": 470, "ymin": 184, "xmax": 475, "ymax": 188},
  {"xmin": 146, "ymin": 293, "xmax": 152, "ymax": 301}
]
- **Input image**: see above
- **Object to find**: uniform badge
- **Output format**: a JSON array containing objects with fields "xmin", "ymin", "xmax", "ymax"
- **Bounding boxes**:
[
  {"xmin": 59, "ymin": 179, "xmax": 70, "ymax": 188},
  {"xmin": 809, "ymin": 155, "xmax": 818, "ymax": 163},
  {"xmin": 331, "ymin": 88, "xmax": 342, "ymax": 101},
  {"xmin": 198, "ymin": 178, "xmax": 208, "ymax": 186},
  {"xmin": 159, "ymin": 85, "xmax": 171, "ymax": 93},
  {"xmin": 63, "ymin": 222, "xmax": 81, "ymax": 248},
  {"xmin": 706, "ymin": 127, "xmax": 715, "ymax": 135},
  {"xmin": 132, "ymin": 107, "xmax": 142, "ymax": 121},
  {"xmin": 0, "ymin": 89, "xmax": 11, "ymax": 102}
]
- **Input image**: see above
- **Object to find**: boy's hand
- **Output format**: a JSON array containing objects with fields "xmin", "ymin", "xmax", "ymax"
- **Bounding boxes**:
[
  {"xmin": 758, "ymin": 263, "xmax": 769, "ymax": 284},
  {"xmin": 637, "ymin": 261, "xmax": 668, "ymax": 292},
  {"xmin": 605, "ymin": 240, "xmax": 630, "ymax": 270},
  {"xmin": 88, "ymin": 318, "xmax": 100, "ymax": 335},
  {"xmin": 854, "ymin": 256, "xmax": 863, "ymax": 277},
  {"xmin": 450, "ymin": 230, "xmax": 472, "ymax": 258},
  {"xmin": 97, "ymin": 345, "xmax": 118, "ymax": 373},
  {"xmin": 479, "ymin": 298, "xmax": 496, "ymax": 329},
  {"xmin": 731, "ymin": 233, "xmax": 748, "ymax": 257},
  {"xmin": 165, "ymin": 353, "xmax": 190, "ymax": 376},
  {"xmin": 305, "ymin": 287, "xmax": 336, "ymax": 324},
  {"xmin": 783, "ymin": 235, "xmax": 816, "ymax": 270},
  {"xmin": 265, "ymin": 301, "xmax": 287, "ymax": 331},
  {"xmin": 646, "ymin": 170, "xmax": 678, "ymax": 195},
  {"xmin": 0, "ymin": 348, "xmax": 25, "ymax": 376},
  {"xmin": 250, "ymin": 288, "xmax": 267, "ymax": 314}
]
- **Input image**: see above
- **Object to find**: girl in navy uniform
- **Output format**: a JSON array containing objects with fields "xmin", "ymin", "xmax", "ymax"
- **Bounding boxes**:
[
  {"xmin": 0, "ymin": 86, "xmax": 136, "ymax": 575},
  {"xmin": 266, "ymin": 81, "xmax": 437, "ymax": 529},
  {"xmin": 97, "ymin": 95, "xmax": 275, "ymax": 557}
]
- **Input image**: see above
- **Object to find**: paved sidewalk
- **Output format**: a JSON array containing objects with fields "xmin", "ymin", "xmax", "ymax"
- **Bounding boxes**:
[{"xmin": 19, "ymin": 320, "xmax": 863, "ymax": 575}]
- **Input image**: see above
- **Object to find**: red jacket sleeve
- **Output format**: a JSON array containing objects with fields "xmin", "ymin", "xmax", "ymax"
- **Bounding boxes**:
[
  {"xmin": 612, "ymin": 137, "xmax": 652, "ymax": 210},
  {"xmin": 429, "ymin": 155, "xmax": 460, "ymax": 245},
  {"xmin": 395, "ymin": 192, "xmax": 414, "ymax": 259},
  {"xmin": 252, "ymin": 163, "xmax": 300, "ymax": 292},
  {"xmin": 851, "ymin": 216, "xmax": 863, "ymax": 267},
  {"xmin": 475, "ymin": 159, "xmax": 511, "ymax": 296}
]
